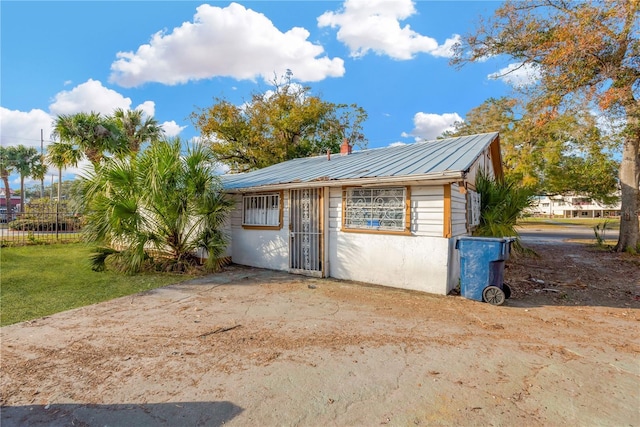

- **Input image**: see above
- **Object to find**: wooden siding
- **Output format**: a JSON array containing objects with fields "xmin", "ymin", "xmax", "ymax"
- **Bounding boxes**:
[
  {"xmin": 450, "ymin": 183, "xmax": 468, "ymax": 237},
  {"xmin": 410, "ymin": 186, "xmax": 445, "ymax": 237},
  {"xmin": 464, "ymin": 146, "xmax": 495, "ymax": 190},
  {"xmin": 329, "ymin": 185, "xmax": 444, "ymax": 237},
  {"xmin": 329, "ymin": 188, "xmax": 342, "ymax": 231},
  {"xmin": 230, "ymin": 194, "xmax": 243, "ymax": 228},
  {"xmin": 230, "ymin": 192, "xmax": 289, "ymax": 229}
]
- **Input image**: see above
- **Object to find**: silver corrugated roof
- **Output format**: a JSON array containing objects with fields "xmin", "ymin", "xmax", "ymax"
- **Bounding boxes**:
[{"xmin": 221, "ymin": 132, "xmax": 499, "ymax": 191}]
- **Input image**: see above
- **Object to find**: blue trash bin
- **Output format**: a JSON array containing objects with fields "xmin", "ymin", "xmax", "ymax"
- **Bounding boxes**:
[{"xmin": 455, "ymin": 236, "xmax": 515, "ymax": 305}]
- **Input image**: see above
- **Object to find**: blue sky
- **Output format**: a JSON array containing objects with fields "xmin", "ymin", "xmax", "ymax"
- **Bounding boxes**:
[{"xmin": 1, "ymin": 1, "xmax": 529, "ymax": 188}]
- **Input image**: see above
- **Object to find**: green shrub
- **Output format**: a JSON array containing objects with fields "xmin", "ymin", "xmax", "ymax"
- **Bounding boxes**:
[
  {"xmin": 473, "ymin": 171, "xmax": 534, "ymax": 253},
  {"xmin": 80, "ymin": 139, "xmax": 232, "ymax": 274},
  {"xmin": 593, "ymin": 220, "xmax": 611, "ymax": 247},
  {"xmin": 8, "ymin": 216, "xmax": 81, "ymax": 232}
]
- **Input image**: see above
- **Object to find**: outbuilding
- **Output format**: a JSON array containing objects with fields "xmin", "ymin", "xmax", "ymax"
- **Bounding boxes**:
[{"xmin": 220, "ymin": 132, "xmax": 503, "ymax": 295}]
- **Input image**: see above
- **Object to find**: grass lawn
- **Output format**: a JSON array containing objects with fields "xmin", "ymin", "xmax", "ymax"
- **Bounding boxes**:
[
  {"xmin": 1, "ymin": 244, "xmax": 194, "ymax": 326},
  {"xmin": 518, "ymin": 217, "xmax": 621, "ymax": 228}
]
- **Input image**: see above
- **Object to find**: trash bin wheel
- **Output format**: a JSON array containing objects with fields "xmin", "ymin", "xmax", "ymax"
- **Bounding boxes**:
[
  {"xmin": 503, "ymin": 283, "xmax": 512, "ymax": 299},
  {"xmin": 483, "ymin": 286, "xmax": 506, "ymax": 306}
]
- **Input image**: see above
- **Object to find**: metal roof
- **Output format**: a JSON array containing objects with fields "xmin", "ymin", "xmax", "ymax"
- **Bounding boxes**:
[{"xmin": 221, "ymin": 132, "xmax": 499, "ymax": 191}]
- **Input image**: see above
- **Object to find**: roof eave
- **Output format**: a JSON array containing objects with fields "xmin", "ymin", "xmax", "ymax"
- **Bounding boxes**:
[{"xmin": 223, "ymin": 170, "xmax": 466, "ymax": 193}]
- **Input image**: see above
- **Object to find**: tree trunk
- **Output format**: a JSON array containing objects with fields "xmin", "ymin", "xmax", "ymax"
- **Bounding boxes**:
[
  {"xmin": 614, "ymin": 134, "xmax": 640, "ymax": 252},
  {"xmin": 58, "ymin": 169, "xmax": 62, "ymax": 204},
  {"xmin": 20, "ymin": 175, "xmax": 25, "ymax": 213},
  {"xmin": 2, "ymin": 175, "xmax": 11, "ymax": 216}
]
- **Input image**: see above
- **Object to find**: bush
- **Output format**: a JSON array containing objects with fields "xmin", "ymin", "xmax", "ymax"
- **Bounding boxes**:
[
  {"xmin": 80, "ymin": 139, "xmax": 232, "ymax": 274},
  {"xmin": 474, "ymin": 171, "xmax": 534, "ymax": 253},
  {"xmin": 8, "ymin": 216, "xmax": 81, "ymax": 232}
]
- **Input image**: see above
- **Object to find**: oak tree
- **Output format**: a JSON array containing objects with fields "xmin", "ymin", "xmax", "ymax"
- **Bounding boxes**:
[
  {"xmin": 191, "ymin": 78, "xmax": 367, "ymax": 173},
  {"xmin": 453, "ymin": 0, "xmax": 639, "ymax": 251},
  {"xmin": 444, "ymin": 97, "xmax": 619, "ymax": 204}
]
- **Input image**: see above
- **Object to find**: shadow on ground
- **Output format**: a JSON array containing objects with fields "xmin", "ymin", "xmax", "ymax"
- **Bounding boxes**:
[{"xmin": 0, "ymin": 401, "xmax": 243, "ymax": 427}]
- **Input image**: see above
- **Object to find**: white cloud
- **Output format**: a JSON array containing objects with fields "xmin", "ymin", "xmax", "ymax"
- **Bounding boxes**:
[
  {"xmin": 263, "ymin": 82, "xmax": 306, "ymax": 101},
  {"xmin": 430, "ymin": 34, "xmax": 461, "ymax": 58},
  {"xmin": 405, "ymin": 112, "xmax": 463, "ymax": 140},
  {"xmin": 49, "ymin": 79, "xmax": 134, "ymax": 116},
  {"xmin": 34, "ymin": 158, "xmax": 92, "ymax": 186},
  {"xmin": 2, "ymin": 81, "xmax": 180, "ymax": 187},
  {"xmin": 0, "ymin": 107, "xmax": 53, "ymax": 149},
  {"xmin": 0, "ymin": 105, "xmax": 103, "ymax": 183},
  {"xmin": 47, "ymin": 79, "xmax": 160, "ymax": 128},
  {"xmin": 109, "ymin": 2, "xmax": 345, "ymax": 87},
  {"xmin": 214, "ymin": 162, "xmax": 230, "ymax": 176},
  {"xmin": 136, "ymin": 101, "xmax": 156, "ymax": 117},
  {"xmin": 488, "ymin": 62, "xmax": 541, "ymax": 87},
  {"xmin": 318, "ymin": 0, "xmax": 459, "ymax": 60},
  {"xmin": 161, "ymin": 120, "xmax": 186, "ymax": 137}
]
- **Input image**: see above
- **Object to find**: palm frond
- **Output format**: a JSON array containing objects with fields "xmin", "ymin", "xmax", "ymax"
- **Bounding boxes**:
[
  {"xmin": 81, "ymin": 138, "xmax": 232, "ymax": 273},
  {"xmin": 90, "ymin": 247, "xmax": 120, "ymax": 272},
  {"xmin": 474, "ymin": 171, "xmax": 534, "ymax": 253}
]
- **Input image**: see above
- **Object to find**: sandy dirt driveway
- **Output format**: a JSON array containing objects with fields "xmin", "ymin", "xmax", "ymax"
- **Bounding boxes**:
[{"xmin": 1, "ymin": 243, "xmax": 639, "ymax": 426}]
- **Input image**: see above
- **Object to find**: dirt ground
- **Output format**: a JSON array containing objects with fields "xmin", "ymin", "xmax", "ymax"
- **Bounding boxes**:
[{"xmin": 1, "ymin": 242, "xmax": 639, "ymax": 426}]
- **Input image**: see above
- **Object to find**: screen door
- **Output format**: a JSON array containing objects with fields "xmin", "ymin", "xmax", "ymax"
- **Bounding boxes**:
[{"xmin": 289, "ymin": 188, "xmax": 323, "ymax": 276}]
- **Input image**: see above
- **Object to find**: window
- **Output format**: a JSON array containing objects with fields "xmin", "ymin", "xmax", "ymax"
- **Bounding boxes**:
[
  {"xmin": 242, "ymin": 193, "xmax": 281, "ymax": 228},
  {"xmin": 343, "ymin": 187, "xmax": 408, "ymax": 233},
  {"xmin": 468, "ymin": 190, "xmax": 481, "ymax": 228}
]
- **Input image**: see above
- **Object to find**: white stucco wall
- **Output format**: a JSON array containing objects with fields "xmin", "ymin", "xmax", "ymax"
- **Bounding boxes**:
[
  {"xmin": 328, "ymin": 185, "xmax": 454, "ymax": 294},
  {"xmin": 231, "ymin": 230, "xmax": 289, "ymax": 270},
  {"xmin": 228, "ymin": 193, "xmax": 290, "ymax": 271},
  {"xmin": 446, "ymin": 237, "xmax": 461, "ymax": 293},
  {"xmin": 329, "ymin": 232, "xmax": 452, "ymax": 294},
  {"xmin": 226, "ymin": 184, "xmax": 465, "ymax": 295}
]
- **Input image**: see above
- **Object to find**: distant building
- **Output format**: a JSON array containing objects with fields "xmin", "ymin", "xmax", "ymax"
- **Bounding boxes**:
[
  {"xmin": 527, "ymin": 194, "xmax": 621, "ymax": 218},
  {"xmin": 0, "ymin": 194, "xmax": 21, "ymax": 209}
]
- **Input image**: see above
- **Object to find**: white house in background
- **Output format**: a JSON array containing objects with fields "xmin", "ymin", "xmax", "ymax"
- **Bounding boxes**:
[
  {"xmin": 527, "ymin": 194, "xmax": 621, "ymax": 218},
  {"xmin": 220, "ymin": 132, "xmax": 503, "ymax": 296}
]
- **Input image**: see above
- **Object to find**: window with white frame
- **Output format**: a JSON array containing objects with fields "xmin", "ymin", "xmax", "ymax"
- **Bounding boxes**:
[
  {"xmin": 343, "ymin": 187, "xmax": 407, "ymax": 232},
  {"xmin": 242, "ymin": 193, "xmax": 281, "ymax": 227}
]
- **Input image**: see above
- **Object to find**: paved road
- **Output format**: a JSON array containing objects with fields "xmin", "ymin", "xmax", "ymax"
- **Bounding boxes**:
[{"xmin": 517, "ymin": 223, "xmax": 618, "ymax": 244}]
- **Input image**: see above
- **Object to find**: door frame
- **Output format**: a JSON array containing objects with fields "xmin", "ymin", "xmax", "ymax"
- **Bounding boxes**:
[{"xmin": 289, "ymin": 187, "xmax": 324, "ymax": 277}]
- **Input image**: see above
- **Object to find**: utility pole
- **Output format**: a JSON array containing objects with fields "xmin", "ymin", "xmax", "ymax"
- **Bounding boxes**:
[{"xmin": 40, "ymin": 129, "xmax": 45, "ymax": 198}]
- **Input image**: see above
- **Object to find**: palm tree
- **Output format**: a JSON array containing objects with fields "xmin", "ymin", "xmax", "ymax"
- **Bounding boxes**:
[
  {"xmin": 52, "ymin": 112, "xmax": 118, "ymax": 167},
  {"xmin": 30, "ymin": 160, "xmax": 48, "ymax": 199},
  {"xmin": 11, "ymin": 145, "xmax": 43, "ymax": 212},
  {"xmin": 112, "ymin": 108, "xmax": 163, "ymax": 155},
  {"xmin": 46, "ymin": 142, "xmax": 82, "ymax": 203},
  {"xmin": 81, "ymin": 138, "xmax": 232, "ymax": 273},
  {"xmin": 0, "ymin": 146, "xmax": 15, "ymax": 215},
  {"xmin": 473, "ymin": 171, "xmax": 534, "ymax": 253}
]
